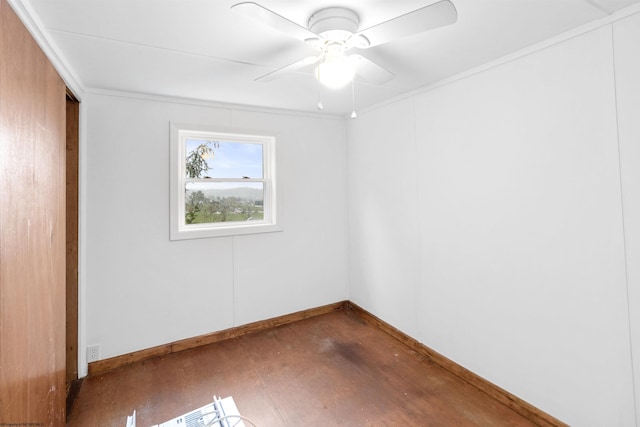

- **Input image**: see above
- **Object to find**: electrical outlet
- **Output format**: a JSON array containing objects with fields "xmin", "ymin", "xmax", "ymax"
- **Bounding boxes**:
[{"xmin": 87, "ymin": 344, "xmax": 100, "ymax": 362}]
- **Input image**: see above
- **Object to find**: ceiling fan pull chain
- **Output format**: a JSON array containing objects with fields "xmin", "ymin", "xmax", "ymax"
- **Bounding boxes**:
[
  {"xmin": 317, "ymin": 68, "xmax": 324, "ymax": 110},
  {"xmin": 351, "ymin": 79, "xmax": 357, "ymax": 119}
]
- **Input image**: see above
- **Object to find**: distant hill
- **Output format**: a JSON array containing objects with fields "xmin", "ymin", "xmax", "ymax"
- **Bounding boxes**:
[{"xmin": 189, "ymin": 186, "xmax": 263, "ymax": 201}]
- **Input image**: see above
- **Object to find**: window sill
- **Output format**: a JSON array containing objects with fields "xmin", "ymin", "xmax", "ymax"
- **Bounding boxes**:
[{"xmin": 170, "ymin": 223, "xmax": 283, "ymax": 240}]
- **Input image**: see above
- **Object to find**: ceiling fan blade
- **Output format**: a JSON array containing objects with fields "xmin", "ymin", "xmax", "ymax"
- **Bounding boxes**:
[
  {"xmin": 355, "ymin": 0, "xmax": 457, "ymax": 48},
  {"xmin": 255, "ymin": 56, "xmax": 319, "ymax": 82},
  {"xmin": 349, "ymin": 54, "xmax": 395, "ymax": 85},
  {"xmin": 231, "ymin": 2, "xmax": 320, "ymax": 42}
]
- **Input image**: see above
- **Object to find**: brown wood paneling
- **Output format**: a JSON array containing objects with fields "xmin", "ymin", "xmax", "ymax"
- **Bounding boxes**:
[
  {"xmin": 66, "ymin": 96, "xmax": 79, "ymax": 384},
  {"xmin": 0, "ymin": 0, "xmax": 67, "ymax": 425}
]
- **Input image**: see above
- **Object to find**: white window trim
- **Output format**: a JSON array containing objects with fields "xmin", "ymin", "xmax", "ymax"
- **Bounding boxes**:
[{"xmin": 170, "ymin": 122, "xmax": 281, "ymax": 240}]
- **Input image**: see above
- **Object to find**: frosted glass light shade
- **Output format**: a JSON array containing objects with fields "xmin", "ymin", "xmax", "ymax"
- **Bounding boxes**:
[{"xmin": 316, "ymin": 53, "xmax": 355, "ymax": 89}]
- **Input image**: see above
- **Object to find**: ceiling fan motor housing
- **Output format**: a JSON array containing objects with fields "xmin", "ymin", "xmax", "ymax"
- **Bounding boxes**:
[{"xmin": 308, "ymin": 7, "xmax": 360, "ymax": 42}]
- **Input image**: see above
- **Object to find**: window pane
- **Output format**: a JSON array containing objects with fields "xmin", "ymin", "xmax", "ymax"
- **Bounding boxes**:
[
  {"xmin": 185, "ymin": 181, "xmax": 264, "ymax": 224},
  {"xmin": 185, "ymin": 139, "xmax": 263, "ymax": 179}
]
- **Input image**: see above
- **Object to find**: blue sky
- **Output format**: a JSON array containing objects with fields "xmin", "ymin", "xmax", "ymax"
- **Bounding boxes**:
[{"xmin": 186, "ymin": 139, "xmax": 263, "ymax": 179}]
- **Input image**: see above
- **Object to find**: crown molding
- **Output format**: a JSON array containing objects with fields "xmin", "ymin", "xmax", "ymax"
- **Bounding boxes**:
[
  {"xmin": 8, "ymin": 0, "xmax": 85, "ymax": 100},
  {"xmin": 83, "ymin": 87, "xmax": 346, "ymax": 121}
]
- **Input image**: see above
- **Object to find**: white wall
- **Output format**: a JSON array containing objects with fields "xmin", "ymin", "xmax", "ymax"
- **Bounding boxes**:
[
  {"xmin": 83, "ymin": 94, "xmax": 349, "ymax": 362},
  {"xmin": 347, "ymin": 98, "xmax": 419, "ymax": 337},
  {"xmin": 614, "ymin": 12, "xmax": 640, "ymax": 427},
  {"xmin": 348, "ymin": 15, "xmax": 640, "ymax": 426}
]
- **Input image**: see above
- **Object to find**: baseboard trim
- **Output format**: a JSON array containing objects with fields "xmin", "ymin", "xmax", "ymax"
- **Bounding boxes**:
[
  {"xmin": 87, "ymin": 301, "xmax": 347, "ymax": 376},
  {"xmin": 345, "ymin": 301, "xmax": 567, "ymax": 427}
]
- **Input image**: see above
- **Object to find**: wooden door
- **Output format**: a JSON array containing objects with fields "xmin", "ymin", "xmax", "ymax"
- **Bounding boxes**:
[{"xmin": 0, "ymin": 0, "xmax": 67, "ymax": 424}]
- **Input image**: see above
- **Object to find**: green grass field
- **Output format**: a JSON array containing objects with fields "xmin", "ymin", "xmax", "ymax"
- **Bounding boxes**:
[{"xmin": 188, "ymin": 210, "xmax": 264, "ymax": 224}]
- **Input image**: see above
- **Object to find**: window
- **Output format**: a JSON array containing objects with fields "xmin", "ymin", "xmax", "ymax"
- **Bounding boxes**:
[{"xmin": 170, "ymin": 123, "xmax": 279, "ymax": 240}]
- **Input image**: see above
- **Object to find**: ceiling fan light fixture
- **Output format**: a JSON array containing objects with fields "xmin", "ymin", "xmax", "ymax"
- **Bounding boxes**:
[
  {"xmin": 315, "ymin": 46, "xmax": 355, "ymax": 89},
  {"xmin": 316, "ymin": 60, "xmax": 354, "ymax": 89}
]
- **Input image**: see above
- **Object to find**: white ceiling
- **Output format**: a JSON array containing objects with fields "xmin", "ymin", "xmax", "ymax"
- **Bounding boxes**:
[{"xmin": 22, "ymin": 0, "xmax": 640, "ymax": 116}]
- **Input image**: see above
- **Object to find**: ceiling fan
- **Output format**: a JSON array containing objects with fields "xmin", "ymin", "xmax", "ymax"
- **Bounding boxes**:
[{"xmin": 231, "ymin": 1, "xmax": 458, "ymax": 90}]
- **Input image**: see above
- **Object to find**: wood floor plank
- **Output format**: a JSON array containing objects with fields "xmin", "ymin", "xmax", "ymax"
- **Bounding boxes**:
[{"xmin": 67, "ymin": 311, "xmax": 538, "ymax": 426}]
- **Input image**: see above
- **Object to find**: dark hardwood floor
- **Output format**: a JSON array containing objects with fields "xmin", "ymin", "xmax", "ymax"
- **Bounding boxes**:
[{"xmin": 67, "ymin": 310, "xmax": 537, "ymax": 426}]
